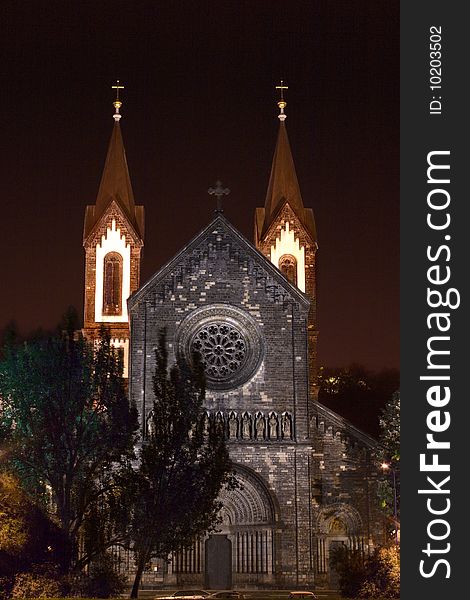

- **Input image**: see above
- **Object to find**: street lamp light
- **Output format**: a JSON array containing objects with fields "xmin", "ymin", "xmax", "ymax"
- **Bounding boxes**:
[{"xmin": 381, "ymin": 462, "xmax": 399, "ymax": 545}]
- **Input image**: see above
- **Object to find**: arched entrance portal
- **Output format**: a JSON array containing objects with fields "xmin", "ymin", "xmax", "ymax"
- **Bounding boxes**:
[
  {"xmin": 173, "ymin": 465, "xmax": 277, "ymax": 588},
  {"xmin": 216, "ymin": 465, "xmax": 276, "ymax": 586},
  {"xmin": 313, "ymin": 503, "xmax": 365, "ymax": 589}
]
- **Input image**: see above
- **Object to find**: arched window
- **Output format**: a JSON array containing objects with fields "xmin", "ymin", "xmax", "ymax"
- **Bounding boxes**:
[
  {"xmin": 279, "ymin": 254, "xmax": 297, "ymax": 286},
  {"xmin": 103, "ymin": 252, "xmax": 123, "ymax": 315}
]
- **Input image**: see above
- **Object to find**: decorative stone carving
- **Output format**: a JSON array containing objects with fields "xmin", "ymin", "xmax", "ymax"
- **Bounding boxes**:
[
  {"xmin": 242, "ymin": 413, "xmax": 252, "ymax": 439},
  {"xmin": 282, "ymin": 412, "xmax": 292, "ymax": 439},
  {"xmin": 146, "ymin": 409, "xmax": 155, "ymax": 437},
  {"xmin": 269, "ymin": 413, "xmax": 278, "ymax": 439},
  {"xmin": 195, "ymin": 409, "xmax": 297, "ymax": 441},
  {"xmin": 176, "ymin": 304, "xmax": 264, "ymax": 391},
  {"xmin": 202, "ymin": 412, "xmax": 210, "ymax": 436},
  {"xmin": 228, "ymin": 412, "xmax": 238, "ymax": 439},
  {"xmin": 255, "ymin": 413, "xmax": 265, "ymax": 439},
  {"xmin": 216, "ymin": 411, "xmax": 225, "ymax": 427},
  {"xmin": 192, "ymin": 323, "xmax": 247, "ymax": 381}
]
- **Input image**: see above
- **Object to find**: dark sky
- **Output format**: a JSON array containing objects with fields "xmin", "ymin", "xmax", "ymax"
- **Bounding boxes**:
[{"xmin": 1, "ymin": 1, "xmax": 399, "ymax": 371}]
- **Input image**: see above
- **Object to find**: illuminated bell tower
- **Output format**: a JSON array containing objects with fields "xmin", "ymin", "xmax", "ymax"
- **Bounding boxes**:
[
  {"xmin": 254, "ymin": 82, "xmax": 319, "ymax": 396},
  {"xmin": 82, "ymin": 83, "xmax": 144, "ymax": 377}
]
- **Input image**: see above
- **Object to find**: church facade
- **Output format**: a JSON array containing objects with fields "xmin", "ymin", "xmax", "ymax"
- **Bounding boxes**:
[{"xmin": 83, "ymin": 93, "xmax": 385, "ymax": 589}]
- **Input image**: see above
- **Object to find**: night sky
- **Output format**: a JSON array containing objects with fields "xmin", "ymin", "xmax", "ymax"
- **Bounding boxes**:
[{"xmin": 1, "ymin": 1, "xmax": 399, "ymax": 371}]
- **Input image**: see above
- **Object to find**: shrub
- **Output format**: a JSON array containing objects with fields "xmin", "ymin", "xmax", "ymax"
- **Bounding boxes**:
[
  {"xmin": 10, "ymin": 571, "xmax": 61, "ymax": 598},
  {"xmin": 330, "ymin": 543, "xmax": 400, "ymax": 599},
  {"xmin": 330, "ymin": 544, "xmax": 367, "ymax": 597},
  {"xmin": 0, "ymin": 472, "xmax": 72, "ymax": 577},
  {"xmin": 0, "ymin": 576, "xmax": 14, "ymax": 600},
  {"xmin": 358, "ymin": 545, "xmax": 400, "ymax": 599},
  {"xmin": 79, "ymin": 553, "xmax": 126, "ymax": 599}
]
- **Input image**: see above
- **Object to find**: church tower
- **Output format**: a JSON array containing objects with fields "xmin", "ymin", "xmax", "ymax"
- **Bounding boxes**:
[
  {"xmin": 125, "ymin": 85, "xmax": 384, "ymax": 588},
  {"xmin": 255, "ymin": 85, "xmax": 319, "ymax": 395},
  {"xmin": 82, "ymin": 85, "xmax": 144, "ymax": 377}
]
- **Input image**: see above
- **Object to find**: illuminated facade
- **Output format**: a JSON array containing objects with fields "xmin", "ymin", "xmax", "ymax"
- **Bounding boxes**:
[
  {"xmin": 123, "ymin": 100, "xmax": 385, "ymax": 589},
  {"xmin": 82, "ymin": 115, "xmax": 144, "ymax": 378},
  {"xmin": 81, "ymin": 94, "xmax": 384, "ymax": 589},
  {"xmin": 254, "ymin": 115, "xmax": 318, "ymax": 398}
]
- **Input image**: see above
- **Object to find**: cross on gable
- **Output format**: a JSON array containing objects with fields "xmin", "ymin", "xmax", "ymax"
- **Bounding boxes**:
[{"xmin": 208, "ymin": 180, "xmax": 230, "ymax": 213}]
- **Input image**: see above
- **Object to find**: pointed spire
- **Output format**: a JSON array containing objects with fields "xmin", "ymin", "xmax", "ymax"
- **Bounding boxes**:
[
  {"xmin": 262, "ymin": 115, "xmax": 304, "ymax": 234},
  {"xmin": 95, "ymin": 119, "xmax": 136, "ymax": 219},
  {"xmin": 83, "ymin": 84, "xmax": 144, "ymax": 241},
  {"xmin": 95, "ymin": 82, "xmax": 135, "ymax": 219},
  {"xmin": 257, "ymin": 83, "xmax": 316, "ymax": 242}
]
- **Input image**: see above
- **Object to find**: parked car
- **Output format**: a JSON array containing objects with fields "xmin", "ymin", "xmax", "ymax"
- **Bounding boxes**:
[
  {"xmin": 156, "ymin": 591, "xmax": 212, "ymax": 600},
  {"xmin": 209, "ymin": 592, "xmax": 245, "ymax": 600},
  {"xmin": 288, "ymin": 592, "xmax": 317, "ymax": 600}
]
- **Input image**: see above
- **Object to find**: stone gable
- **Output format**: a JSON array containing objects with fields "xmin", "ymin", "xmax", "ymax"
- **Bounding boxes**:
[{"xmin": 128, "ymin": 213, "xmax": 385, "ymax": 589}]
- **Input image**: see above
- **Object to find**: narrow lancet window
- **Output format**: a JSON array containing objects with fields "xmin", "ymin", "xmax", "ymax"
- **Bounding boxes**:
[
  {"xmin": 279, "ymin": 254, "xmax": 297, "ymax": 286},
  {"xmin": 103, "ymin": 252, "xmax": 123, "ymax": 315}
]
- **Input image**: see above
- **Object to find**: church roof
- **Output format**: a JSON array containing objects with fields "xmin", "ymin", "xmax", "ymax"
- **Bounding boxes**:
[
  {"xmin": 129, "ymin": 213, "xmax": 311, "ymax": 309},
  {"xmin": 83, "ymin": 122, "xmax": 144, "ymax": 240},
  {"xmin": 259, "ymin": 121, "xmax": 317, "ymax": 242},
  {"xmin": 314, "ymin": 402, "xmax": 378, "ymax": 449}
]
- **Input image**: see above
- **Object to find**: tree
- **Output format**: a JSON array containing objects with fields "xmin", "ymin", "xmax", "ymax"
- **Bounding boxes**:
[
  {"xmin": 331, "ymin": 545, "xmax": 400, "ymax": 600},
  {"xmin": 330, "ymin": 544, "xmax": 400, "ymax": 599},
  {"xmin": 377, "ymin": 391, "xmax": 400, "ymax": 465},
  {"xmin": 128, "ymin": 331, "xmax": 235, "ymax": 598},
  {"xmin": 376, "ymin": 391, "xmax": 400, "ymax": 541},
  {"xmin": 0, "ymin": 471, "xmax": 70, "ymax": 586},
  {"xmin": 329, "ymin": 545, "xmax": 367, "ymax": 598},
  {"xmin": 0, "ymin": 472, "xmax": 29, "ymax": 565},
  {"xmin": 358, "ymin": 545, "xmax": 400, "ymax": 599},
  {"xmin": 0, "ymin": 325, "xmax": 138, "ymax": 568}
]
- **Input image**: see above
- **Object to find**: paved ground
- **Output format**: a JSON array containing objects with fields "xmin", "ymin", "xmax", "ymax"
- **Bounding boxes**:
[{"xmin": 126, "ymin": 591, "xmax": 341, "ymax": 600}]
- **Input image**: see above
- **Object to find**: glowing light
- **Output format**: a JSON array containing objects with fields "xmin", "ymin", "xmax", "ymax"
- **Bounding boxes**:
[
  {"xmin": 270, "ymin": 221, "xmax": 306, "ymax": 291},
  {"xmin": 95, "ymin": 219, "xmax": 131, "ymax": 323}
]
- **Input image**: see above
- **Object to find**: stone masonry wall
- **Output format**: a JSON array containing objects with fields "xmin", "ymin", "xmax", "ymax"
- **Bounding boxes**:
[
  {"xmin": 128, "ymin": 218, "xmax": 384, "ymax": 589},
  {"xmin": 129, "ymin": 219, "xmax": 315, "ymax": 586},
  {"xmin": 256, "ymin": 203, "xmax": 319, "ymax": 401}
]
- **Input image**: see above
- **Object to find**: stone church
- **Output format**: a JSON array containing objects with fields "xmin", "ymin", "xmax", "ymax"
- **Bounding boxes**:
[{"xmin": 82, "ymin": 92, "xmax": 385, "ymax": 589}]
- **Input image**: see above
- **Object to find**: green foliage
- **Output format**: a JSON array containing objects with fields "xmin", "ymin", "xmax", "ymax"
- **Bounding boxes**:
[
  {"xmin": 330, "ymin": 545, "xmax": 367, "ymax": 598},
  {"xmin": 376, "ymin": 391, "xmax": 400, "ymax": 536},
  {"xmin": 0, "ymin": 472, "xmax": 29, "ymax": 555},
  {"xmin": 76, "ymin": 553, "xmax": 126, "ymax": 598},
  {"xmin": 0, "ymin": 576, "xmax": 14, "ymax": 600},
  {"xmin": 10, "ymin": 564, "xmax": 62, "ymax": 599},
  {"xmin": 0, "ymin": 322, "xmax": 19, "ymax": 359},
  {"xmin": 330, "ymin": 544, "xmax": 400, "ymax": 599},
  {"xmin": 358, "ymin": 546, "xmax": 400, "ymax": 599},
  {"xmin": 0, "ymin": 324, "xmax": 138, "ymax": 568},
  {"xmin": 377, "ymin": 391, "xmax": 400, "ymax": 464},
  {"xmin": 318, "ymin": 365, "xmax": 399, "ymax": 437},
  {"xmin": 0, "ymin": 472, "xmax": 71, "ymax": 579},
  {"xmin": 128, "ymin": 330, "xmax": 235, "ymax": 597}
]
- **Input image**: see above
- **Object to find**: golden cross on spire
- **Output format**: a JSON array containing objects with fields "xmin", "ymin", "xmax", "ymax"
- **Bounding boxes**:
[
  {"xmin": 112, "ymin": 80, "xmax": 124, "ymax": 100},
  {"xmin": 276, "ymin": 79, "xmax": 288, "ymax": 101},
  {"xmin": 112, "ymin": 80, "xmax": 124, "ymax": 122},
  {"xmin": 275, "ymin": 80, "xmax": 288, "ymax": 122}
]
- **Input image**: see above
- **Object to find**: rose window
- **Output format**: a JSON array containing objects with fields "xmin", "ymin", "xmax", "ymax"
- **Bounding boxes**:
[
  {"xmin": 192, "ymin": 323, "xmax": 247, "ymax": 381},
  {"xmin": 177, "ymin": 305, "xmax": 264, "ymax": 391}
]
